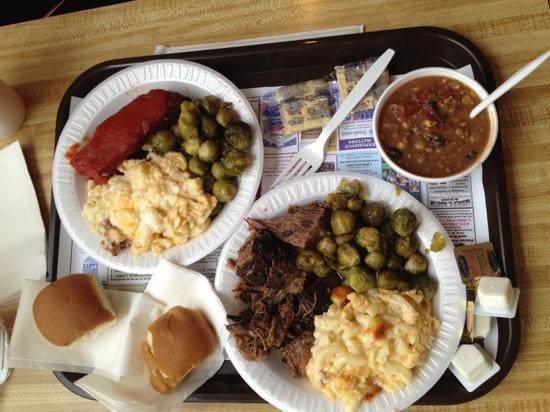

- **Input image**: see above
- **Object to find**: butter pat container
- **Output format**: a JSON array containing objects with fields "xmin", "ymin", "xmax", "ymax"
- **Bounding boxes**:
[
  {"xmin": 449, "ymin": 343, "xmax": 500, "ymax": 392},
  {"xmin": 474, "ymin": 276, "xmax": 520, "ymax": 318},
  {"xmin": 473, "ymin": 315, "xmax": 492, "ymax": 339},
  {"xmin": 461, "ymin": 299, "xmax": 475, "ymax": 343}
]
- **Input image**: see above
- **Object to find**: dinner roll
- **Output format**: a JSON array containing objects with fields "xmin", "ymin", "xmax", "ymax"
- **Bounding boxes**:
[
  {"xmin": 32, "ymin": 274, "xmax": 116, "ymax": 346},
  {"xmin": 141, "ymin": 306, "xmax": 217, "ymax": 394}
]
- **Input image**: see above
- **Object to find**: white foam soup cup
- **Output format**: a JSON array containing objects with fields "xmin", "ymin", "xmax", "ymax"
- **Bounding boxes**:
[{"xmin": 373, "ymin": 67, "xmax": 498, "ymax": 183}]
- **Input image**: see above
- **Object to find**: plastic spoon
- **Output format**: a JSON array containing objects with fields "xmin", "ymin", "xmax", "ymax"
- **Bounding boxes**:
[{"xmin": 470, "ymin": 50, "xmax": 549, "ymax": 118}]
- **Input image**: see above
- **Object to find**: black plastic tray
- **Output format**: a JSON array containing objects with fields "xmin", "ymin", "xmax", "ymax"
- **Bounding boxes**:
[{"xmin": 47, "ymin": 26, "xmax": 520, "ymax": 405}]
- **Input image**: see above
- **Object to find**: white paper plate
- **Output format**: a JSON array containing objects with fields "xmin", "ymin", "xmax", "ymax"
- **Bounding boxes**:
[
  {"xmin": 52, "ymin": 60, "xmax": 263, "ymax": 273},
  {"xmin": 215, "ymin": 172, "xmax": 466, "ymax": 412}
]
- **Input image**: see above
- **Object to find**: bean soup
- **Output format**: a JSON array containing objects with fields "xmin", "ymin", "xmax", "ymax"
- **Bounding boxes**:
[{"xmin": 378, "ymin": 76, "xmax": 492, "ymax": 177}]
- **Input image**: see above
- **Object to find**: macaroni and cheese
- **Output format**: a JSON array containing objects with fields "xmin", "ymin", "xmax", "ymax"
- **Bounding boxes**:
[
  {"xmin": 82, "ymin": 152, "xmax": 217, "ymax": 255},
  {"xmin": 306, "ymin": 289, "xmax": 439, "ymax": 412}
]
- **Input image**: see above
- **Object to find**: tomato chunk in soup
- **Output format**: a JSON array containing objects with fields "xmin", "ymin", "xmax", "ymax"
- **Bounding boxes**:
[{"xmin": 378, "ymin": 76, "xmax": 491, "ymax": 178}]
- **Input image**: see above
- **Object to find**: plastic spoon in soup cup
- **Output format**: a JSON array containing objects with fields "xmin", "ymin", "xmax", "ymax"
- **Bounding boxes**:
[{"xmin": 470, "ymin": 50, "xmax": 549, "ymax": 118}]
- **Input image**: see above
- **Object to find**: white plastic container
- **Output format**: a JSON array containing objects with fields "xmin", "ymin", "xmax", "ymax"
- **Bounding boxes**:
[{"xmin": 0, "ymin": 80, "xmax": 26, "ymax": 139}]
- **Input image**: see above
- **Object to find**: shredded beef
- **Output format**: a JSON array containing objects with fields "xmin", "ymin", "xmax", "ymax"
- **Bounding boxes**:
[
  {"xmin": 247, "ymin": 202, "xmax": 328, "ymax": 249},
  {"xmin": 281, "ymin": 331, "xmax": 315, "ymax": 377},
  {"xmin": 227, "ymin": 206, "xmax": 335, "ymax": 376}
]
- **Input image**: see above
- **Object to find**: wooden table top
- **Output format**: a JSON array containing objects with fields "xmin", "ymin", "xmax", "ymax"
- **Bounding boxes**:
[{"xmin": 0, "ymin": 0, "xmax": 549, "ymax": 410}]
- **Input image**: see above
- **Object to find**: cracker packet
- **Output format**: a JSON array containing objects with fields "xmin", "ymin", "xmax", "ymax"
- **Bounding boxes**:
[
  {"xmin": 334, "ymin": 57, "xmax": 390, "ymax": 112},
  {"xmin": 274, "ymin": 78, "xmax": 331, "ymax": 104},
  {"xmin": 279, "ymin": 96, "xmax": 332, "ymax": 134},
  {"xmin": 274, "ymin": 78, "xmax": 333, "ymax": 134}
]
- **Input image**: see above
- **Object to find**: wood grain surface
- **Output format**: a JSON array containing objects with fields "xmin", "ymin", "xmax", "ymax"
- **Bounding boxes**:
[{"xmin": 0, "ymin": 0, "xmax": 549, "ymax": 410}]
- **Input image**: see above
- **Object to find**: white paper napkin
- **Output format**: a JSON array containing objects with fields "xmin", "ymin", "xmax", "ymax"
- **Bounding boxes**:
[
  {"xmin": 8, "ymin": 280, "xmax": 163, "ymax": 379},
  {"xmin": 0, "ymin": 140, "xmax": 46, "ymax": 306},
  {"xmin": 76, "ymin": 259, "xmax": 228, "ymax": 411}
]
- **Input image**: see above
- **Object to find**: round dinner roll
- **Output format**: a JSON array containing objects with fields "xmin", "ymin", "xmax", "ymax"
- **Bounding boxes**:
[
  {"xmin": 141, "ymin": 306, "xmax": 217, "ymax": 394},
  {"xmin": 32, "ymin": 274, "xmax": 116, "ymax": 346}
]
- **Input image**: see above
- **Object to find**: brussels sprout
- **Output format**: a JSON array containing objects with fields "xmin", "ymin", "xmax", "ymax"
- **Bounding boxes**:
[
  {"xmin": 198, "ymin": 140, "xmax": 221, "ymax": 163},
  {"xmin": 225, "ymin": 121, "xmax": 252, "ymax": 151},
  {"xmin": 376, "ymin": 270, "xmax": 398, "ymax": 290},
  {"xmin": 200, "ymin": 116, "xmax": 221, "ymax": 140},
  {"xmin": 336, "ymin": 178, "xmax": 363, "ymax": 198},
  {"xmin": 396, "ymin": 275, "xmax": 411, "ymax": 291},
  {"xmin": 379, "ymin": 235, "xmax": 389, "ymax": 254},
  {"xmin": 337, "ymin": 265, "xmax": 355, "ymax": 279},
  {"xmin": 313, "ymin": 262, "xmax": 332, "ymax": 278},
  {"xmin": 202, "ymin": 172, "xmax": 215, "ymax": 193},
  {"xmin": 212, "ymin": 178, "xmax": 238, "ymax": 203},
  {"xmin": 211, "ymin": 162, "xmax": 228, "ymax": 180},
  {"xmin": 347, "ymin": 198, "xmax": 363, "ymax": 212},
  {"xmin": 170, "ymin": 124, "xmax": 182, "ymax": 139},
  {"xmin": 187, "ymin": 156, "xmax": 209, "ymax": 176},
  {"xmin": 179, "ymin": 101, "xmax": 201, "ymax": 126},
  {"xmin": 150, "ymin": 130, "xmax": 177, "ymax": 154},
  {"xmin": 404, "ymin": 252, "xmax": 428, "ymax": 275},
  {"xmin": 326, "ymin": 193, "xmax": 349, "ymax": 210},
  {"xmin": 199, "ymin": 95, "xmax": 222, "ymax": 116},
  {"xmin": 296, "ymin": 249, "xmax": 325, "ymax": 272},
  {"xmin": 216, "ymin": 106, "xmax": 238, "ymax": 127},
  {"xmin": 395, "ymin": 235, "xmax": 418, "ymax": 258},
  {"xmin": 391, "ymin": 208, "xmax": 418, "ymax": 237},
  {"xmin": 221, "ymin": 139, "xmax": 235, "ymax": 156},
  {"xmin": 316, "ymin": 236, "xmax": 337, "ymax": 258},
  {"xmin": 430, "ymin": 232, "xmax": 446, "ymax": 252},
  {"xmin": 348, "ymin": 266, "xmax": 376, "ymax": 293},
  {"xmin": 355, "ymin": 227, "xmax": 382, "ymax": 252},
  {"xmin": 386, "ymin": 253, "xmax": 403, "ymax": 271},
  {"xmin": 413, "ymin": 275, "xmax": 438, "ymax": 301},
  {"xmin": 364, "ymin": 251, "xmax": 387, "ymax": 271},
  {"xmin": 178, "ymin": 123, "xmax": 199, "ymax": 140},
  {"xmin": 362, "ymin": 202, "xmax": 387, "ymax": 227},
  {"xmin": 210, "ymin": 202, "xmax": 224, "ymax": 216},
  {"xmin": 337, "ymin": 243, "xmax": 361, "ymax": 267},
  {"xmin": 334, "ymin": 232, "xmax": 354, "ymax": 246},
  {"xmin": 221, "ymin": 149, "xmax": 251, "ymax": 176},
  {"xmin": 380, "ymin": 219, "xmax": 398, "ymax": 241},
  {"xmin": 330, "ymin": 210, "xmax": 355, "ymax": 235},
  {"xmin": 183, "ymin": 137, "xmax": 203, "ymax": 156}
]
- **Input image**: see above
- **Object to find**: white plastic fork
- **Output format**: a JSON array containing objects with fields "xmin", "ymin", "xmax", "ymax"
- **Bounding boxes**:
[{"xmin": 270, "ymin": 48, "xmax": 395, "ymax": 189}]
